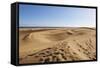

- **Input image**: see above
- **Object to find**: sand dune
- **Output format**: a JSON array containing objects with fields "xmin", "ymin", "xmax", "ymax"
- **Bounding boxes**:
[{"xmin": 19, "ymin": 27, "xmax": 96, "ymax": 64}]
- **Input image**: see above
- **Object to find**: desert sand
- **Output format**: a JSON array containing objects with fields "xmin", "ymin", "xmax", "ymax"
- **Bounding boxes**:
[{"xmin": 19, "ymin": 27, "xmax": 96, "ymax": 64}]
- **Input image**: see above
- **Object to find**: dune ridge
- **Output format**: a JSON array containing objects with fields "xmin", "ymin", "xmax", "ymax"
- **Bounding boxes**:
[{"xmin": 19, "ymin": 27, "xmax": 96, "ymax": 64}]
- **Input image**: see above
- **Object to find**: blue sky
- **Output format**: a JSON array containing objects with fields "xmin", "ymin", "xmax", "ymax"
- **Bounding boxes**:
[{"xmin": 19, "ymin": 4, "xmax": 96, "ymax": 27}]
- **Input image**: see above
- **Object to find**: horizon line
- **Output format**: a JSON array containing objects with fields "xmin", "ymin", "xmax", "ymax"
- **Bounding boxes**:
[{"xmin": 19, "ymin": 26, "xmax": 95, "ymax": 28}]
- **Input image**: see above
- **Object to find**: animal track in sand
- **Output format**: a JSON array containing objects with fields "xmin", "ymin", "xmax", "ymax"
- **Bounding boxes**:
[{"xmin": 19, "ymin": 41, "xmax": 84, "ymax": 63}]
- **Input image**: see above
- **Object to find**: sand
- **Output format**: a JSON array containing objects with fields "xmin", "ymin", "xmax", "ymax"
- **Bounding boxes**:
[{"xmin": 19, "ymin": 27, "xmax": 96, "ymax": 64}]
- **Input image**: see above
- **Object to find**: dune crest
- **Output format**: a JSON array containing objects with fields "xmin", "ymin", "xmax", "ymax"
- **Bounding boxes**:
[{"xmin": 19, "ymin": 27, "xmax": 96, "ymax": 64}]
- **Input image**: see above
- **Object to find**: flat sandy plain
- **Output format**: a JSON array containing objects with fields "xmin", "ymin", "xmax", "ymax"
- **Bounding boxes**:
[{"xmin": 19, "ymin": 27, "xmax": 96, "ymax": 64}]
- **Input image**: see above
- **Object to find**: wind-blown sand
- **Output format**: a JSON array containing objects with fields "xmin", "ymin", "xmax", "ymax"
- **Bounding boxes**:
[{"xmin": 19, "ymin": 27, "xmax": 96, "ymax": 64}]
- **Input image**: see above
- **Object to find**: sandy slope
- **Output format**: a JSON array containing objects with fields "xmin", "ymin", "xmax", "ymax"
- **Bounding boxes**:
[{"xmin": 19, "ymin": 27, "xmax": 96, "ymax": 64}]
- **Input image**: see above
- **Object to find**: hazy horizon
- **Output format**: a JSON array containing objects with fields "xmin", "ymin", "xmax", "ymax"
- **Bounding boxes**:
[{"xmin": 19, "ymin": 4, "xmax": 96, "ymax": 27}]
